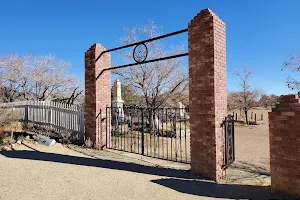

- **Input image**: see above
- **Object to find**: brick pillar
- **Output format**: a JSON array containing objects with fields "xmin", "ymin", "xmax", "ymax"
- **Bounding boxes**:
[
  {"xmin": 85, "ymin": 43, "xmax": 111, "ymax": 148},
  {"xmin": 269, "ymin": 94, "xmax": 300, "ymax": 197},
  {"xmin": 188, "ymin": 8, "xmax": 227, "ymax": 182}
]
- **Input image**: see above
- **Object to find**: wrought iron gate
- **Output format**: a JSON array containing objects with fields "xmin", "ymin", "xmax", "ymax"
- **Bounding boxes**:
[
  {"xmin": 222, "ymin": 115, "xmax": 235, "ymax": 169},
  {"xmin": 105, "ymin": 106, "xmax": 191, "ymax": 163},
  {"xmin": 93, "ymin": 28, "xmax": 189, "ymax": 163}
]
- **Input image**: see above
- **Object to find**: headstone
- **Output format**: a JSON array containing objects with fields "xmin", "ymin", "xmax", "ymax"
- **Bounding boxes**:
[
  {"xmin": 112, "ymin": 79, "xmax": 125, "ymax": 124},
  {"xmin": 154, "ymin": 116, "xmax": 159, "ymax": 128},
  {"xmin": 178, "ymin": 102, "xmax": 185, "ymax": 118},
  {"xmin": 37, "ymin": 138, "xmax": 56, "ymax": 146}
]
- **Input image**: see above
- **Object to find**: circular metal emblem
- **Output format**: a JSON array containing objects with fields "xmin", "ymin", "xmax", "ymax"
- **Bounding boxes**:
[{"xmin": 133, "ymin": 43, "xmax": 148, "ymax": 63}]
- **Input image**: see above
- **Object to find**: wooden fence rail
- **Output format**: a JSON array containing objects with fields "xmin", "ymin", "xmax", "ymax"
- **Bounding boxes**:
[{"xmin": 0, "ymin": 101, "xmax": 85, "ymax": 140}]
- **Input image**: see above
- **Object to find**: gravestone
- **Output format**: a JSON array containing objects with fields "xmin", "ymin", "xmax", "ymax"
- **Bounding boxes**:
[
  {"xmin": 37, "ymin": 138, "xmax": 56, "ymax": 147},
  {"xmin": 178, "ymin": 102, "xmax": 185, "ymax": 118},
  {"xmin": 112, "ymin": 79, "xmax": 124, "ymax": 124},
  {"xmin": 154, "ymin": 115, "xmax": 160, "ymax": 129}
]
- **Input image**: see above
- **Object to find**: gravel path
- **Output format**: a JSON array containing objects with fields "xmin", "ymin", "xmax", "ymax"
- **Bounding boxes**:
[
  {"xmin": 0, "ymin": 141, "xmax": 208, "ymax": 200},
  {"xmin": 0, "ymin": 123, "xmax": 296, "ymax": 200}
]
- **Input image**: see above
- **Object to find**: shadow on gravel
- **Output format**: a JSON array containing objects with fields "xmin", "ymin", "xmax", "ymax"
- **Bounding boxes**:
[
  {"xmin": 0, "ymin": 150, "xmax": 192, "ymax": 179},
  {"xmin": 152, "ymin": 178, "xmax": 269, "ymax": 200},
  {"xmin": 151, "ymin": 178, "xmax": 298, "ymax": 200},
  {"xmin": 0, "ymin": 150, "xmax": 296, "ymax": 200}
]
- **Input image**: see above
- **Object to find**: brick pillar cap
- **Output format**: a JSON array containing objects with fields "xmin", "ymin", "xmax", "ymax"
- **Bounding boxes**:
[
  {"xmin": 86, "ymin": 43, "xmax": 106, "ymax": 52},
  {"xmin": 189, "ymin": 8, "xmax": 225, "ymax": 26},
  {"xmin": 280, "ymin": 94, "xmax": 299, "ymax": 99}
]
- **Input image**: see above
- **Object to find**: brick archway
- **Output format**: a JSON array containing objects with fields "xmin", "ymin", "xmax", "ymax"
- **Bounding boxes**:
[{"xmin": 84, "ymin": 8, "xmax": 227, "ymax": 182}]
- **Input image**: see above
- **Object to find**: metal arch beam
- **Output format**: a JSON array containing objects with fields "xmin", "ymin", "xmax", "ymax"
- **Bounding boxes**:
[
  {"xmin": 95, "ymin": 53, "xmax": 188, "ymax": 81},
  {"xmin": 95, "ymin": 29, "xmax": 187, "ymax": 63},
  {"xmin": 94, "ymin": 28, "xmax": 188, "ymax": 80}
]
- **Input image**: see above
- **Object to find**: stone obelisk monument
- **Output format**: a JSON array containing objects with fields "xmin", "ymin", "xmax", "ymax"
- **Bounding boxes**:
[
  {"xmin": 112, "ymin": 79, "xmax": 124, "ymax": 123},
  {"xmin": 178, "ymin": 102, "xmax": 185, "ymax": 118}
]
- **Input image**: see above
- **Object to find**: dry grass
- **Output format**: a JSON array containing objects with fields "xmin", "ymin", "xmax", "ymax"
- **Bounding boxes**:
[{"xmin": 0, "ymin": 109, "xmax": 23, "ymax": 139}]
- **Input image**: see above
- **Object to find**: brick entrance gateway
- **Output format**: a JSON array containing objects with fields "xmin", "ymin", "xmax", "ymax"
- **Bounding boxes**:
[{"xmin": 85, "ymin": 8, "xmax": 227, "ymax": 182}]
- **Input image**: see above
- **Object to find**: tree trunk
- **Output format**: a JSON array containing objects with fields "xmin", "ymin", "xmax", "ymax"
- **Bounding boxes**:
[
  {"xmin": 148, "ymin": 108, "xmax": 154, "ymax": 134},
  {"xmin": 244, "ymin": 110, "xmax": 249, "ymax": 125}
]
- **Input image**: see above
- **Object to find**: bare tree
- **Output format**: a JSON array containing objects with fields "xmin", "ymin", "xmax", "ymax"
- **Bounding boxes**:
[
  {"xmin": 281, "ymin": 50, "xmax": 300, "ymax": 92},
  {"xmin": 258, "ymin": 94, "xmax": 279, "ymax": 108},
  {"xmin": 111, "ymin": 84, "xmax": 141, "ymax": 106},
  {"xmin": 114, "ymin": 21, "xmax": 188, "ymax": 132},
  {"xmin": 228, "ymin": 92, "xmax": 243, "ymax": 111},
  {"xmin": 233, "ymin": 66, "xmax": 262, "ymax": 124},
  {"xmin": 0, "ymin": 54, "xmax": 83, "ymax": 104},
  {"xmin": 0, "ymin": 54, "xmax": 29, "ymax": 102}
]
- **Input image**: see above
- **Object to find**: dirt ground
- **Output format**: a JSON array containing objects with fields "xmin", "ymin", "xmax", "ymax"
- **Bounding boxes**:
[
  {"xmin": 224, "ymin": 123, "xmax": 271, "ymax": 186},
  {"xmin": 229, "ymin": 107, "xmax": 271, "ymax": 124},
  {"xmin": 0, "ymin": 116, "xmax": 297, "ymax": 199},
  {"xmin": 223, "ymin": 108, "xmax": 271, "ymax": 185}
]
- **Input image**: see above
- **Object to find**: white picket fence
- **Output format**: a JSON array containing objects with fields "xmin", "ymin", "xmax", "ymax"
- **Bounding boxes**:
[{"xmin": 0, "ymin": 101, "xmax": 85, "ymax": 139}]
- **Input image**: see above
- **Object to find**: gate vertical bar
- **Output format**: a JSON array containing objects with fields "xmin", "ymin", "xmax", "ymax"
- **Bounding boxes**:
[
  {"xmin": 141, "ymin": 108, "xmax": 145, "ymax": 155},
  {"xmin": 180, "ymin": 108, "xmax": 182, "ymax": 162},
  {"xmin": 157, "ymin": 109, "xmax": 160, "ymax": 158},
  {"xmin": 106, "ymin": 106, "xmax": 108, "ymax": 148},
  {"xmin": 138, "ymin": 108, "xmax": 140, "ymax": 154},
  {"xmin": 161, "ymin": 108, "xmax": 164, "ymax": 159},
  {"xmin": 166, "ymin": 108, "xmax": 168, "ymax": 160},
  {"xmin": 130, "ymin": 110, "xmax": 133, "ymax": 152},
  {"xmin": 184, "ymin": 111, "xmax": 187, "ymax": 163},
  {"xmin": 232, "ymin": 117, "xmax": 235, "ymax": 163},
  {"xmin": 100, "ymin": 109, "xmax": 103, "ymax": 149}
]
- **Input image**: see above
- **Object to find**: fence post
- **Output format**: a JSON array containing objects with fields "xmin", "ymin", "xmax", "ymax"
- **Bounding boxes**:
[
  {"xmin": 24, "ymin": 104, "xmax": 29, "ymax": 124},
  {"xmin": 49, "ymin": 102, "xmax": 53, "ymax": 130},
  {"xmin": 78, "ymin": 105, "xmax": 85, "ymax": 144}
]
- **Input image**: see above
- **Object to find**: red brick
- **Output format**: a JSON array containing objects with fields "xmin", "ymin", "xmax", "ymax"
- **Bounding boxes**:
[
  {"xmin": 269, "ymin": 94, "xmax": 300, "ymax": 197},
  {"xmin": 281, "ymin": 94, "xmax": 298, "ymax": 99},
  {"xmin": 189, "ymin": 9, "xmax": 226, "ymax": 182},
  {"xmin": 85, "ymin": 43, "xmax": 111, "ymax": 148}
]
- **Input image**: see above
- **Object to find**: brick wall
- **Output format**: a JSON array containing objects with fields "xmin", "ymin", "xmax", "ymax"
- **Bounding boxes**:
[
  {"xmin": 188, "ymin": 8, "xmax": 227, "ymax": 182},
  {"xmin": 269, "ymin": 94, "xmax": 300, "ymax": 197},
  {"xmin": 85, "ymin": 43, "xmax": 111, "ymax": 148}
]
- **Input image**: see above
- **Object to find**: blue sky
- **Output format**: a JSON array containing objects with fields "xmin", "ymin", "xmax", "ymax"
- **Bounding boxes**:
[{"xmin": 0, "ymin": 0, "xmax": 299, "ymax": 96}]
